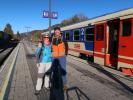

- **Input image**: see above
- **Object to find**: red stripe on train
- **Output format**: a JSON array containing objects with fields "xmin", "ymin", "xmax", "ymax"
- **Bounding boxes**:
[
  {"xmin": 118, "ymin": 58, "xmax": 133, "ymax": 64},
  {"xmin": 69, "ymin": 48, "xmax": 93, "ymax": 56},
  {"xmin": 69, "ymin": 48, "xmax": 133, "ymax": 65},
  {"xmin": 94, "ymin": 53, "xmax": 104, "ymax": 58}
]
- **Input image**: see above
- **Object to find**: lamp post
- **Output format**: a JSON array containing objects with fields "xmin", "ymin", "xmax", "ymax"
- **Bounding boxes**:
[
  {"xmin": 25, "ymin": 26, "xmax": 31, "ymax": 45},
  {"xmin": 25, "ymin": 26, "xmax": 31, "ymax": 35}
]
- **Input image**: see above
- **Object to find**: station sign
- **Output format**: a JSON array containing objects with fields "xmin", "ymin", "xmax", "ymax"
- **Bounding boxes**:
[
  {"xmin": 43, "ymin": 11, "xmax": 58, "ymax": 19},
  {"xmin": 43, "ymin": 11, "xmax": 49, "ymax": 18},
  {"xmin": 51, "ymin": 12, "xmax": 58, "ymax": 19}
]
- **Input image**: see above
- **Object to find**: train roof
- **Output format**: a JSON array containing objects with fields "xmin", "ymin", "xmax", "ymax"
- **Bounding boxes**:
[{"xmin": 43, "ymin": 8, "xmax": 133, "ymax": 34}]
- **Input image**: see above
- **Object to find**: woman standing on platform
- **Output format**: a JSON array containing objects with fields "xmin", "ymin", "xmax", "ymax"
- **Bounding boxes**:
[{"xmin": 35, "ymin": 33, "xmax": 52, "ymax": 95}]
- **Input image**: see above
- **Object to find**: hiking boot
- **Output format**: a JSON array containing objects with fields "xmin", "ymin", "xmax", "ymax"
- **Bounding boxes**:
[
  {"xmin": 34, "ymin": 90, "xmax": 40, "ymax": 95},
  {"xmin": 63, "ymin": 85, "xmax": 68, "ymax": 91},
  {"xmin": 44, "ymin": 87, "xmax": 50, "ymax": 91}
]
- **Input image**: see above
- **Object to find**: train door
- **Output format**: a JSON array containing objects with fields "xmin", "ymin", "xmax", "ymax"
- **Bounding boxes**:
[
  {"xmin": 107, "ymin": 19, "xmax": 120, "ymax": 68},
  {"xmin": 85, "ymin": 26, "xmax": 94, "ymax": 62},
  {"xmin": 94, "ymin": 24, "xmax": 105, "ymax": 66},
  {"xmin": 118, "ymin": 19, "xmax": 133, "ymax": 69}
]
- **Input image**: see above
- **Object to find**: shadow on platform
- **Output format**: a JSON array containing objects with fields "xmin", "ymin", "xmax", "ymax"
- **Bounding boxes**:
[
  {"xmin": 26, "ymin": 54, "xmax": 36, "ymax": 58},
  {"xmin": 66, "ymin": 86, "xmax": 90, "ymax": 100},
  {"xmin": 49, "ymin": 59, "xmax": 65, "ymax": 100},
  {"xmin": 49, "ymin": 59, "xmax": 90, "ymax": 100}
]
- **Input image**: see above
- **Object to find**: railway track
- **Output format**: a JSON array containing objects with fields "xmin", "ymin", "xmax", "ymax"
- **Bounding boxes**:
[
  {"xmin": 0, "ymin": 42, "xmax": 18, "ymax": 67},
  {"xmin": 68, "ymin": 55, "xmax": 133, "ymax": 82}
]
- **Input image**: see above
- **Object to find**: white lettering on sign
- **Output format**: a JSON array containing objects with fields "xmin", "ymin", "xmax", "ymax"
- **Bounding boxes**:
[{"xmin": 81, "ymin": 28, "xmax": 84, "ymax": 35}]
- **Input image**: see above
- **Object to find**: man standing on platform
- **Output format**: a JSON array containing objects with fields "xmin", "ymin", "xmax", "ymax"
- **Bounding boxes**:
[{"xmin": 51, "ymin": 27, "xmax": 68, "ymax": 90}]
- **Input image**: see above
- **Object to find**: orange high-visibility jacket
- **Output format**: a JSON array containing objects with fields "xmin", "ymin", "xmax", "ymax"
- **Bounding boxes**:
[{"xmin": 52, "ymin": 36, "xmax": 68, "ymax": 58}]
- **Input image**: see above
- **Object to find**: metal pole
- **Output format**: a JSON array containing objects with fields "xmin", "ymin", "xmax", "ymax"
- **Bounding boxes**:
[
  {"xmin": 25, "ymin": 26, "xmax": 31, "ymax": 44},
  {"xmin": 49, "ymin": 0, "xmax": 52, "ymax": 35}
]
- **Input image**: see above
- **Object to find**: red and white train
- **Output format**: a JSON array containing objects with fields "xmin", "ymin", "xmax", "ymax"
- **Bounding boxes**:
[{"xmin": 44, "ymin": 8, "xmax": 133, "ymax": 75}]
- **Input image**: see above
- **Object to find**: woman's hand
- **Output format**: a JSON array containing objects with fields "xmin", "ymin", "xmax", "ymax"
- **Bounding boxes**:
[{"xmin": 36, "ymin": 63, "xmax": 40, "ymax": 68}]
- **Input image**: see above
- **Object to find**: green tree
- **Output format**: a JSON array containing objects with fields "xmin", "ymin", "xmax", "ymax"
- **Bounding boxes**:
[
  {"xmin": 16, "ymin": 31, "xmax": 21, "ymax": 40},
  {"xmin": 71, "ymin": 15, "xmax": 80, "ymax": 23},
  {"xmin": 60, "ymin": 14, "xmax": 88, "ymax": 27},
  {"xmin": 28, "ymin": 30, "xmax": 43, "ymax": 42},
  {"xmin": 4, "ymin": 23, "xmax": 14, "ymax": 38},
  {"xmin": 34, "ymin": 32, "xmax": 40, "ymax": 42}
]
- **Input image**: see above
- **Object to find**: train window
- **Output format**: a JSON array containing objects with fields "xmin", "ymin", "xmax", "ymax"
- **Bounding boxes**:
[
  {"xmin": 65, "ymin": 32, "xmax": 70, "ymax": 40},
  {"xmin": 61, "ymin": 32, "xmax": 65, "ymax": 39},
  {"xmin": 74, "ymin": 30, "xmax": 80, "ymax": 41},
  {"xmin": 85, "ymin": 28, "xmax": 94, "ymax": 41},
  {"xmin": 122, "ymin": 20, "xmax": 131, "ymax": 36},
  {"xmin": 96, "ymin": 25, "xmax": 104, "ymax": 41}
]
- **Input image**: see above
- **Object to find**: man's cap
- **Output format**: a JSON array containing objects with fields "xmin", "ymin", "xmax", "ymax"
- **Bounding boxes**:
[{"xmin": 54, "ymin": 27, "xmax": 61, "ymax": 31}]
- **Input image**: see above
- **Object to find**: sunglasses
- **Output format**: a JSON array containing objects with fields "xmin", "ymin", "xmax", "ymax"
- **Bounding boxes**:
[{"xmin": 44, "ymin": 37, "xmax": 49, "ymax": 38}]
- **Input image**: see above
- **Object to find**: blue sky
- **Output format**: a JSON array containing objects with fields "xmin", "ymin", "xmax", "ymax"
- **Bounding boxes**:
[{"xmin": 0, "ymin": 0, "xmax": 133, "ymax": 33}]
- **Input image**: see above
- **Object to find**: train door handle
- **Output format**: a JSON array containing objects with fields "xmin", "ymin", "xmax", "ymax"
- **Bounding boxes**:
[{"xmin": 120, "ymin": 45, "xmax": 126, "ymax": 48}]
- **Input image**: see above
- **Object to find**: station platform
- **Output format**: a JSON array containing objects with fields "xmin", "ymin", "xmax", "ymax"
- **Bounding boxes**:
[{"xmin": 0, "ymin": 41, "xmax": 133, "ymax": 100}]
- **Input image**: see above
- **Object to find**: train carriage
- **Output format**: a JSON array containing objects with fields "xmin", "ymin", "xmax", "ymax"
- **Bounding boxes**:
[
  {"xmin": 93, "ymin": 8, "xmax": 133, "ymax": 71},
  {"xmin": 43, "ymin": 8, "xmax": 133, "ymax": 74}
]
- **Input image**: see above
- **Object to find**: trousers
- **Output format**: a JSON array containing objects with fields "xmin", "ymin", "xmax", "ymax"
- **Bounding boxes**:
[{"xmin": 36, "ymin": 62, "xmax": 52, "ymax": 91}]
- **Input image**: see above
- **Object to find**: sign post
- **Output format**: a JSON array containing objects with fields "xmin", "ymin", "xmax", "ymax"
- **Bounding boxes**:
[
  {"xmin": 49, "ymin": 0, "xmax": 51, "ymax": 35},
  {"xmin": 43, "ymin": 0, "xmax": 58, "ymax": 35}
]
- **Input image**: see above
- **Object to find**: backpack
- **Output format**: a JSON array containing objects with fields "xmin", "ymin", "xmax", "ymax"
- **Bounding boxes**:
[{"xmin": 36, "ymin": 42, "xmax": 44, "ymax": 63}]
